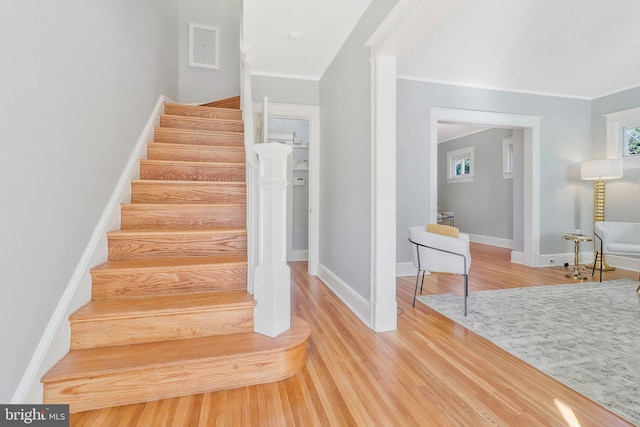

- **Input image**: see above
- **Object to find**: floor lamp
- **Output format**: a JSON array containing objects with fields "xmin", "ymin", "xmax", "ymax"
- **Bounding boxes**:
[{"xmin": 580, "ymin": 159, "xmax": 623, "ymax": 270}]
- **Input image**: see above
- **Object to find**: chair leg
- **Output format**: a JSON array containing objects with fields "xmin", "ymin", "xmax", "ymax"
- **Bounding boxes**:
[
  {"xmin": 463, "ymin": 274, "xmax": 469, "ymax": 317},
  {"xmin": 412, "ymin": 270, "xmax": 421, "ymax": 307},
  {"xmin": 599, "ymin": 251, "xmax": 603, "ymax": 282}
]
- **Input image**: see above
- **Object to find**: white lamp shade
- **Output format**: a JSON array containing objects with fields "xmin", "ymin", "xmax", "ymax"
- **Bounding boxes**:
[{"xmin": 581, "ymin": 159, "xmax": 623, "ymax": 181}]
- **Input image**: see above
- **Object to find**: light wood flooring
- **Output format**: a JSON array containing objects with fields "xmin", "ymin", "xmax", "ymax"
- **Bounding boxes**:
[{"xmin": 69, "ymin": 243, "xmax": 638, "ymax": 426}]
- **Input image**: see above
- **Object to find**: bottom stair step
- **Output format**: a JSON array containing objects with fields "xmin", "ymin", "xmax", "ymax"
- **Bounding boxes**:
[{"xmin": 42, "ymin": 316, "xmax": 311, "ymax": 413}]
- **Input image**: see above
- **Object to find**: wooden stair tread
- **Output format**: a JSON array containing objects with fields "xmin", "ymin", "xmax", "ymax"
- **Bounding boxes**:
[
  {"xmin": 131, "ymin": 179, "xmax": 245, "ymax": 187},
  {"xmin": 107, "ymin": 227, "xmax": 246, "ymax": 238},
  {"xmin": 43, "ymin": 317, "xmax": 310, "ymax": 382},
  {"xmin": 149, "ymin": 142, "xmax": 244, "ymax": 152},
  {"xmin": 164, "ymin": 104, "xmax": 242, "ymax": 121},
  {"xmin": 121, "ymin": 203, "xmax": 246, "ymax": 210},
  {"xmin": 140, "ymin": 159, "xmax": 244, "ymax": 167},
  {"xmin": 70, "ymin": 292, "xmax": 255, "ymax": 320},
  {"xmin": 92, "ymin": 255, "xmax": 247, "ymax": 272},
  {"xmin": 199, "ymin": 96, "xmax": 240, "ymax": 109},
  {"xmin": 154, "ymin": 127, "xmax": 243, "ymax": 137}
]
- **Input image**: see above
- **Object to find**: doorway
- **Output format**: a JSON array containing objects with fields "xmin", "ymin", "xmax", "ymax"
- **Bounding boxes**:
[
  {"xmin": 430, "ymin": 107, "xmax": 541, "ymax": 266},
  {"xmin": 255, "ymin": 101, "xmax": 320, "ymax": 275}
]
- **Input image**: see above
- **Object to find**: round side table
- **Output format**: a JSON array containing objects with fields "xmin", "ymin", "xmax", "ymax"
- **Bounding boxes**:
[{"xmin": 563, "ymin": 233, "xmax": 593, "ymax": 280}]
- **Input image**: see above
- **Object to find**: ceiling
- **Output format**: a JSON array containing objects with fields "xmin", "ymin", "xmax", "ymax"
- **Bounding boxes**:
[
  {"xmin": 243, "ymin": 0, "xmax": 372, "ymax": 80},
  {"xmin": 244, "ymin": 0, "xmax": 640, "ymax": 99}
]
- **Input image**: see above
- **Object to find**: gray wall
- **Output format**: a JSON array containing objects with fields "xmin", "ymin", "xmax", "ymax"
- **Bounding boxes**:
[
  {"xmin": 178, "ymin": 0, "xmax": 240, "ymax": 103},
  {"xmin": 437, "ymin": 128, "xmax": 514, "ymax": 240},
  {"xmin": 252, "ymin": 75, "xmax": 320, "ymax": 105},
  {"xmin": 268, "ymin": 118, "xmax": 310, "ymax": 253},
  {"xmin": 0, "ymin": 0, "xmax": 179, "ymax": 402},
  {"xmin": 396, "ymin": 79, "xmax": 592, "ymax": 263},
  {"xmin": 319, "ymin": 0, "xmax": 398, "ymax": 300},
  {"xmin": 591, "ymin": 86, "xmax": 640, "ymax": 222}
]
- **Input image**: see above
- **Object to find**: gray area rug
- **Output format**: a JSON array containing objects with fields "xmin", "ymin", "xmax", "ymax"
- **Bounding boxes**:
[{"xmin": 417, "ymin": 278, "xmax": 640, "ymax": 425}]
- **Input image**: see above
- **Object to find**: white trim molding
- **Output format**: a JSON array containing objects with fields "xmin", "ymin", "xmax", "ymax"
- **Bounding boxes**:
[
  {"xmin": 317, "ymin": 264, "xmax": 371, "ymax": 327},
  {"xmin": 430, "ymin": 107, "xmax": 542, "ymax": 267},
  {"xmin": 11, "ymin": 95, "xmax": 167, "ymax": 404},
  {"xmin": 605, "ymin": 106, "xmax": 640, "ymax": 170},
  {"xmin": 369, "ymin": 55, "xmax": 398, "ymax": 332}
]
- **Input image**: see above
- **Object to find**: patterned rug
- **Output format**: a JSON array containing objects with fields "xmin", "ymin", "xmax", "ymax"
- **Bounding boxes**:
[{"xmin": 417, "ymin": 278, "xmax": 640, "ymax": 425}]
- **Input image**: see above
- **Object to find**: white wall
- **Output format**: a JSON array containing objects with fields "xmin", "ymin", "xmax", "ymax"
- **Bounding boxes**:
[
  {"xmin": 0, "ymin": 0, "xmax": 179, "ymax": 403},
  {"xmin": 178, "ymin": 0, "xmax": 240, "ymax": 103},
  {"xmin": 396, "ymin": 79, "xmax": 592, "ymax": 264}
]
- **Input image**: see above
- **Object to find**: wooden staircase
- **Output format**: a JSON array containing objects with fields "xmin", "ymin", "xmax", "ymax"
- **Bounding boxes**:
[{"xmin": 42, "ymin": 99, "xmax": 310, "ymax": 413}]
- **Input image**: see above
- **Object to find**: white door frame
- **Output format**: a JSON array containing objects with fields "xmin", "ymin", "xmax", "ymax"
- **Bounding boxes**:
[
  {"xmin": 429, "ymin": 107, "xmax": 542, "ymax": 266},
  {"xmin": 254, "ymin": 101, "xmax": 320, "ymax": 275}
]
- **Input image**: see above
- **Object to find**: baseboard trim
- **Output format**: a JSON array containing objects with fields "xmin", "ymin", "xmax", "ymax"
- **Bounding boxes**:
[
  {"xmin": 11, "ymin": 95, "xmax": 167, "ymax": 404},
  {"xmin": 317, "ymin": 263, "xmax": 371, "ymax": 328},
  {"xmin": 468, "ymin": 234, "xmax": 513, "ymax": 249},
  {"xmin": 396, "ymin": 262, "xmax": 418, "ymax": 277},
  {"xmin": 288, "ymin": 250, "xmax": 308, "ymax": 262}
]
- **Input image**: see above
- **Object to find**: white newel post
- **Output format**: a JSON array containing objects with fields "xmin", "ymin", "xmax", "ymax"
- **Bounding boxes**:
[{"xmin": 253, "ymin": 142, "xmax": 293, "ymax": 337}]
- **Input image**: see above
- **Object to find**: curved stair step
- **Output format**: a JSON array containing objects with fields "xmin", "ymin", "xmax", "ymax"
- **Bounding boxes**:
[{"xmin": 42, "ymin": 317, "xmax": 311, "ymax": 413}]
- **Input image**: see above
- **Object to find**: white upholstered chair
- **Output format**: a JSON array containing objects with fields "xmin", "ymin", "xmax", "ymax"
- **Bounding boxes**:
[
  {"xmin": 409, "ymin": 225, "xmax": 472, "ymax": 315},
  {"xmin": 593, "ymin": 221, "xmax": 640, "ymax": 281}
]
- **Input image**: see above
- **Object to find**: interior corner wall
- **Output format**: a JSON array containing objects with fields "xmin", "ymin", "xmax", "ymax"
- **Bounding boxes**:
[
  {"xmin": 0, "ymin": 0, "xmax": 179, "ymax": 403},
  {"xmin": 178, "ymin": 0, "xmax": 241, "ymax": 104},
  {"xmin": 396, "ymin": 79, "xmax": 591, "ymax": 264},
  {"xmin": 591, "ymin": 86, "xmax": 640, "ymax": 223},
  {"xmin": 318, "ymin": 0, "xmax": 398, "ymax": 303}
]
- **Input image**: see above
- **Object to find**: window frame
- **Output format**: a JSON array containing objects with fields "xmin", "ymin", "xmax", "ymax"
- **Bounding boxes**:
[
  {"xmin": 605, "ymin": 106, "xmax": 640, "ymax": 169},
  {"xmin": 446, "ymin": 146, "xmax": 474, "ymax": 183},
  {"xmin": 502, "ymin": 137, "xmax": 514, "ymax": 179}
]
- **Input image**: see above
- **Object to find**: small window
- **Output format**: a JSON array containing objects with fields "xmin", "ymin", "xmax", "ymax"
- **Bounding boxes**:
[
  {"xmin": 623, "ymin": 126, "xmax": 640, "ymax": 157},
  {"xmin": 447, "ymin": 146, "xmax": 474, "ymax": 183},
  {"xmin": 503, "ymin": 137, "xmax": 514, "ymax": 179},
  {"xmin": 605, "ymin": 106, "xmax": 640, "ymax": 166}
]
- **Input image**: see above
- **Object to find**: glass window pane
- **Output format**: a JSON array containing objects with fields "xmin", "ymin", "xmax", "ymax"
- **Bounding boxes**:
[{"xmin": 624, "ymin": 126, "xmax": 640, "ymax": 156}]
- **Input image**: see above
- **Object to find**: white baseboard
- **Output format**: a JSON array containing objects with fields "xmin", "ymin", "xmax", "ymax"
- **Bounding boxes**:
[
  {"xmin": 396, "ymin": 262, "xmax": 420, "ymax": 277},
  {"xmin": 317, "ymin": 263, "xmax": 371, "ymax": 328},
  {"xmin": 11, "ymin": 95, "xmax": 167, "ymax": 404},
  {"xmin": 468, "ymin": 234, "xmax": 513, "ymax": 249},
  {"xmin": 288, "ymin": 250, "xmax": 308, "ymax": 262}
]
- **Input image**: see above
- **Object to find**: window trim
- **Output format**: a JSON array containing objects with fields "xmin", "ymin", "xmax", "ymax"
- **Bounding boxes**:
[
  {"xmin": 447, "ymin": 146, "xmax": 474, "ymax": 183},
  {"xmin": 502, "ymin": 137, "xmax": 514, "ymax": 179},
  {"xmin": 605, "ymin": 107, "xmax": 640, "ymax": 170}
]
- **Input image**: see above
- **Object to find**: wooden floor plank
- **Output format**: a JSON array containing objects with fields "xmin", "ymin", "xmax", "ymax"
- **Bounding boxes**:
[{"xmin": 70, "ymin": 243, "xmax": 637, "ymax": 426}]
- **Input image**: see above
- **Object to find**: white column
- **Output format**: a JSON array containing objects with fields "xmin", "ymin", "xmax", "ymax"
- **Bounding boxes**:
[
  {"xmin": 253, "ymin": 142, "xmax": 293, "ymax": 337},
  {"xmin": 370, "ymin": 55, "xmax": 398, "ymax": 332}
]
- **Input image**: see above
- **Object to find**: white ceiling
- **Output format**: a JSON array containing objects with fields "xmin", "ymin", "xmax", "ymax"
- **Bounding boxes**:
[
  {"xmin": 243, "ymin": 0, "xmax": 372, "ymax": 80},
  {"xmin": 244, "ymin": 0, "xmax": 640, "ymax": 99}
]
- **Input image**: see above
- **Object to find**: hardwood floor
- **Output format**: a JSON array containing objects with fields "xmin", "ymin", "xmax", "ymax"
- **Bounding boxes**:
[{"xmin": 69, "ymin": 243, "xmax": 638, "ymax": 426}]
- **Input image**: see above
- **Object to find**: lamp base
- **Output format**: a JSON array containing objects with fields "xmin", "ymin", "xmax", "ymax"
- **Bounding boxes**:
[{"xmin": 585, "ymin": 262, "xmax": 616, "ymax": 272}]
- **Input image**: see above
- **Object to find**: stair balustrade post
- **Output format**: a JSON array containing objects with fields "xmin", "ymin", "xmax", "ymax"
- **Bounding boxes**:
[{"xmin": 253, "ymin": 142, "xmax": 293, "ymax": 337}]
